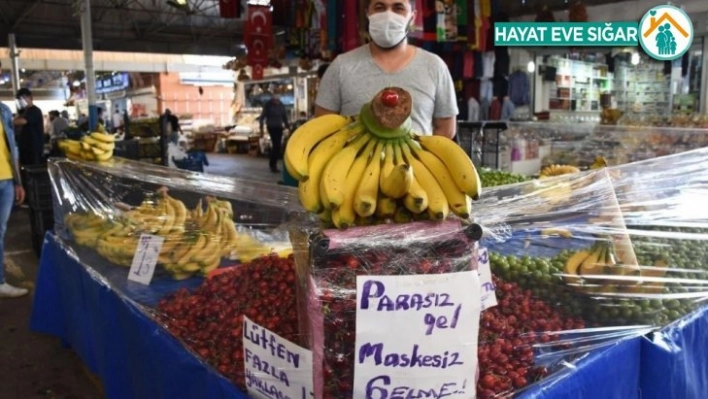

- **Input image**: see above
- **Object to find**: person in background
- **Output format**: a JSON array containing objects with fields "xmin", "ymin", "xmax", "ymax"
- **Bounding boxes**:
[
  {"xmin": 0, "ymin": 102, "xmax": 27, "ymax": 297},
  {"xmin": 60, "ymin": 110, "xmax": 70, "ymax": 122},
  {"xmin": 77, "ymin": 113, "xmax": 88, "ymax": 127},
  {"xmin": 315, "ymin": 0, "xmax": 458, "ymax": 138},
  {"xmin": 112, "ymin": 109, "xmax": 123, "ymax": 133},
  {"xmin": 123, "ymin": 110, "xmax": 131, "ymax": 139},
  {"xmin": 49, "ymin": 110, "xmax": 69, "ymax": 140},
  {"xmin": 13, "ymin": 88, "xmax": 45, "ymax": 166},
  {"xmin": 259, "ymin": 94, "xmax": 289, "ymax": 173},
  {"xmin": 292, "ymin": 111, "xmax": 309, "ymax": 131}
]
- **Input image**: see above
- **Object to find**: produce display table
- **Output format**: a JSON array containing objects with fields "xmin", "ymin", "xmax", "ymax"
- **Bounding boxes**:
[{"xmin": 30, "ymin": 233, "xmax": 644, "ymax": 399}]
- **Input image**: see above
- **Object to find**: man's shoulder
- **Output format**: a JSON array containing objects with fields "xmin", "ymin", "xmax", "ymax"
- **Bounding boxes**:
[
  {"xmin": 413, "ymin": 47, "xmax": 447, "ymax": 70},
  {"xmin": 334, "ymin": 45, "xmax": 371, "ymax": 65}
]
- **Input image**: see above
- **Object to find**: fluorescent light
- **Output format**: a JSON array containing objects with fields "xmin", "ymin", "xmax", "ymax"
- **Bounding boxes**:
[
  {"xmin": 527, "ymin": 61, "xmax": 536, "ymax": 73},
  {"xmin": 631, "ymin": 52, "xmax": 640, "ymax": 65}
]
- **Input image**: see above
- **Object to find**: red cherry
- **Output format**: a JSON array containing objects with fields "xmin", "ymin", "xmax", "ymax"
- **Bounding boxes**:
[{"xmin": 381, "ymin": 90, "xmax": 399, "ymax": 107}]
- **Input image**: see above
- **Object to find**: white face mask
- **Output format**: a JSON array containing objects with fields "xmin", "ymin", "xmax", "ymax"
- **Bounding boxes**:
[
  {"xmin": 16, "ymin": 98, "xmax": 28, "ymax": 110},
  {"xmin": 368, "ymin": 11, "xmax": 410, "ymax": 49}
]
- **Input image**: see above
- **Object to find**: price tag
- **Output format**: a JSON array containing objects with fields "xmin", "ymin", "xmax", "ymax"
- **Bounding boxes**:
[
  {"xmin": 243, "ymin": 317, "xmax": 314, "ymax": 399},
  {"xmin": 127, "ymin": 234, "xmax": 164, "ymax": 286},
  {"xmin": 478, "ymin": 247, "xmax": 498, "ymax": 311},
  {"xmin": 354, "ymin": 271, "xmax": 481, "ymax": 399}
]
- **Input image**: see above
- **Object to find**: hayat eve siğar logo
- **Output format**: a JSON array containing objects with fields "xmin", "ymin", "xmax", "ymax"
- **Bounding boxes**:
[{"xmin": 638, "ymin": 5, "xmax": 694, "ymax": 61}]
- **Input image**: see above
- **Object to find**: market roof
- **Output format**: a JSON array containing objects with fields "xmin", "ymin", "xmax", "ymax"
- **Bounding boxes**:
[{"xmin": 0, "ymin": 0, "xmax": 248, "ymax": 56}]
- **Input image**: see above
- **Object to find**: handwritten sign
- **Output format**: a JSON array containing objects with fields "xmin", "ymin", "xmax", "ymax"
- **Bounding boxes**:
[
  {"xmin": 354, "ymin": 272, "xmax": 481, "ymax": 399},
  {"xmin": 127, "ymin": 234, "xmax": 163, "ymax": 285},
  {"xmin": 243, "ymin": 316, "xmax": 314, "ymax": 399},
  {"xmin": 477, "ymin": 247, "xmax": 498, "ymax": 311}
]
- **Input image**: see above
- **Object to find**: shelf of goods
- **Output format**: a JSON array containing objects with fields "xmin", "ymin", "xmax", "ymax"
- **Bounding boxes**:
[
  {"xmin": 116, "ymin": 118, "xmax": 163, "ymax": 164},
  {"xmin": 542, "ymin": 58, "xmax": 611, "ymax": 113},
  {"xmin": 496, "ymin": 121, "xmax": 708, "ymax": 176},
  {"xmin": 612, "ymin": 60, "xmax": 671, "ymax": 116},
  {"xmin": 30, "ymin": 87, "xmax": 708, "ymax": 399}
]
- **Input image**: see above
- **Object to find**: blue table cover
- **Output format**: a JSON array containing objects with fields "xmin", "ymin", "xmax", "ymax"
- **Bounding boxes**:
[
  {"xmin": 31, "ymin": 233, "xmax": 642, "ymax": 399},
  {"xmin": 639, "ymin": 306, "xmax": 708, "ymax": 399}
]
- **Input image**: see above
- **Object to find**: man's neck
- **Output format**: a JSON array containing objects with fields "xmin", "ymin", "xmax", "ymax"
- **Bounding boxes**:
[{"xmin": 369, "ymin": 41, "xmax": 409, "ymax": 59}]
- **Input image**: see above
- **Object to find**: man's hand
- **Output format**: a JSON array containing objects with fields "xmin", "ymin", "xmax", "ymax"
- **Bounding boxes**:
[
  {"xmin": 14, "ymin": 185, "xmax": 25, "ymax": 205},
  {"xmin": 432, "ymin": 117, "xmax": 456, "ymax": 139},
  {"xmin": 13, "ymin": 117, "xmax": 27, "ymax": 126}
]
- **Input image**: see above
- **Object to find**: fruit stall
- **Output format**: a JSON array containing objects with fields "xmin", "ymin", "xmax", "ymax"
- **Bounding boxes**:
[{"xmin": 29, "ymin": 88, "xmax": 708, "ymax": 399}]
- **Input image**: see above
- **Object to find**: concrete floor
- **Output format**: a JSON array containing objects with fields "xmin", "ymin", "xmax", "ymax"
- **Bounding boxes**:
[{"xmin": 0, "ymin": 153, "xmax": 277, "ymax": 398}]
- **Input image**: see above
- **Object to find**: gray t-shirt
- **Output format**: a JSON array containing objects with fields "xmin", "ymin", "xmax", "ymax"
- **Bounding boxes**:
[{"xmin": 316, "ymin": 45, "xmax": 458, "ymax": 135}]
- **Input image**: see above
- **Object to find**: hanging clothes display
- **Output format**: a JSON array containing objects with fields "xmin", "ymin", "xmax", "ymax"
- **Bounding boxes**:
[
  {"xmin": 468, "ymin": 97, "xmax": 480, "ymax": 122},
  {"xmin": 508, "ymin": 70, "xmax": 530, "ymax": 106},
  {"xmin": 501, "ymin": 97, "xmax": 516, "ymax": 120}
]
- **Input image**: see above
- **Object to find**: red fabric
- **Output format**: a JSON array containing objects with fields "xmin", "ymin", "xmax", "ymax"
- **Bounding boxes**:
[
  {"xmin": 218, "ymin": 0, "xmax": 240, "ymax": 19},
  {"xmin": 463, "ymin": 52, "xmax": 474, "ymax": 79},
  {"xmin": 245, "ymin": 5, "xmax": 273, "ymax": 80},
  {"xmin": 343, "ymin": 0, "xmax": 359, "ymax": 51},
  {"xmin": 465, "ymin": 80, "xmax": 480, "ymax": 101},
  {"xmin": 489, "ymin": 98, "xmax": 502, "ymax": 120}
]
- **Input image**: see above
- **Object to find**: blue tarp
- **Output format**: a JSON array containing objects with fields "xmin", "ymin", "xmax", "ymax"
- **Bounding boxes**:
[
  {"xmin": 30, "ymin": 234, "xmax": 247, "ymax": 399},
  {"xmin": 639, "ymin": 305, "xmax": 708, "ymax": 399},
  {"xmin": 31, "ymin": 234, "xmax": 644, "ymax": 399}
]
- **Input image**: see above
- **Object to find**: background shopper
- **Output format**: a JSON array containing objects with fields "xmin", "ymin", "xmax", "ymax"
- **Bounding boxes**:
[
  {"xmin": 259, "ymin": 94, "xmax": 289, "ymax": 173},
  {"xmin": 0, "ymin": 102, "xmax": 27, "ymax": 298}
]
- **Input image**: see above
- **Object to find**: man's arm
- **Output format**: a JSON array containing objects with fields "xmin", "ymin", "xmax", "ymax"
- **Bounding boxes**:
[
  {"xmin": 432, "ymin": 117, "xmax": 457, "ymax": 139},
  {"xmin": 258, "ymin": 103, "xmax": 267, "ymax": 133},
  {"xmin": 314, "ymin": 59, "xmax": 342, "ymax": 117},
  {"xmin": 314, "ymin": 105, "xmax": 337, "ymax": 117},
  {"xmin": 432, "ymin": 57, "xmax": 459, "ymax": 139}
]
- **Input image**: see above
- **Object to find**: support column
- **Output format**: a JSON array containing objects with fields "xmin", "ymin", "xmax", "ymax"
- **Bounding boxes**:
[
  {"xmin": 8, "ymin": 33, "xmax": 21, "ymax": 93},
  {"xmin": 79, "ymin": 0, "xmax": 98, "ymax": 131}
]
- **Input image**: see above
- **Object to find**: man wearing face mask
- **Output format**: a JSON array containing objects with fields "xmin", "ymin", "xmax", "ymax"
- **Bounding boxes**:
[
  {"xmin": 315, "ymin": 0, "xmax": 458, "ymax": 138},
  {"xmin": 13, "ymin": 89, "xmax": 45, "ymax": 166}
]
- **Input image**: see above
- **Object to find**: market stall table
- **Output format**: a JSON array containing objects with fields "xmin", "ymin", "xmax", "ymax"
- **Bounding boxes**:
[{"xmin": 30, "ymin": 233, "xmax": 644, "ymax": 399}]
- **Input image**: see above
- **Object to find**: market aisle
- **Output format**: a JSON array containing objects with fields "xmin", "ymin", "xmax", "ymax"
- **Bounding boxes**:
[
  {"xmin": 0, "ymin": 209, "xmax": 101, "ymax": 399},
  {"xmin": 203, "ymin": 153, "xmax": 282, "ymax": 184}
]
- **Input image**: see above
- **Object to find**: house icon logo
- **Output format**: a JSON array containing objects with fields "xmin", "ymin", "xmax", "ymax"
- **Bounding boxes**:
[{"xmin": 638, "ymin": 5, "xmax": 694, "ymax": 61}]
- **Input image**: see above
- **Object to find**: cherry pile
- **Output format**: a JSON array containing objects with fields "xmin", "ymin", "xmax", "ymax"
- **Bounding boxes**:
[
  {"xmin": 310, "ymin": 239, "xmax": 475, "ymax": 399},
  {"xmin": 156, "ymin": 254, "xmax": 299, "ymax": 389},
  {"xmin": 476, "ymin": 276, "xmax": 586, "ymax": 398}
]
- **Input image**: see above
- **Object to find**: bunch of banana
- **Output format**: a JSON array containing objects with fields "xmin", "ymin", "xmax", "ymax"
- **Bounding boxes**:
[
  {"xmin": 95, "ymin": 219, "xmax": 140, "ymax": 267},
  {"xmin": 285, "ymin": 87, "xmax": 481, "ymax": 229},
  {"xmin": 58, "ymin": 132, "xmax": 116, "ymax": 162},
  {"xmin": 123, "ymin": 193, "xmax": 187, "ymax": 235},
  {"xmin": 539, "ymin": 164, "xmax": 581, "ymax": 178},
  {"xmin": 159, "ymin": 231, "xmax": 222, "ymax": 280},
  {"xmin": 65, "ymin": 212, "xmax": 110, "ymax": 247},
  {"xmin": 563, "ymin": 239, "xmax": 641, "ymax": 293}
]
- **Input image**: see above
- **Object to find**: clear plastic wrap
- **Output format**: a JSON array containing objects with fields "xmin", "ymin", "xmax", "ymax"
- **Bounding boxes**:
[
  {"xmin": 290, "ymin": 220, "xmax": 484, "ymax": 399},
  {"xmin": 502, "ymin": 122, "xmax": 708, "ymax": 172}
]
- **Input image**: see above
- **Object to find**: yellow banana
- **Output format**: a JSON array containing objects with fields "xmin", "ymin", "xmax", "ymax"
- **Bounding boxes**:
[
  {"xmin": 284, "ymin": 155, "xmax": 305, "ymax": 181},
  {"xmin": 407, "ymin": 138, "xmax": 471, "ymax": 219},
  {"xmin": 94, "ymin": 150, "xmax": 113, "ymax": 162},
  {"xmin": 318, "ymin": 209, "xmax": 333, "ymax": 224},
  {"xmin": 60, "ymin": 140, "xmax": 83, "ymax": 154},
  {"xmin": 168, "ymin": 196, "xmax": 188, "ymax": 231},
  {"xmin": 298, "ymin": 127, "xmax": 363, "ymax": 213},
  {"xmin": 403, "ymin": 174, "xmax": 428, "ymax": 214},
  {"xmin": 562, "ymin": 250, "xmax": 592, "ymax": 286},
  {"xmin": 194, "ymin": 233, "xmax": 220, "ymax": 260},
  {"xmin": 354, "ymin": 140, "xmax": 384, "ymax": 217},
  {"xmin": 393, "ymin": 206, "xmax": 413, "ymax": 224},
  {"xmin": 400, "ymin": 142, "xmax": 449, "ymax": 221},
  {"xmin": 201, "ymin": 202, "xmax": 218, "ymax": 232},
  {"xmin": 83, "ymin": 136, "xmax": 115, "ymax": 152},
  {"xmin": 80, "ymin": 142, "xmax": 91, "ymax": 151},
  {"xmin": 379, "ymin": 143, "xmax": 395, "ymax": 186},
  {"xmin": 416, "ymin": 135, "xmax": 481, "ymax": 200},
  {"xmin": 90, "ymin": 132, "xmax": 116, "ymax": 143},
  {"xmin": 380, "ymin": 163, "xmax": 413, "ymax": 199},
  {"xmin": 176, "ymin": 233, "xmax": 208, "ymax": 266},
  {"xmin": 157, "ymin": 199, "xmax": 176, "ymax": 236},
  {"xmin": 375, "ymin": 197, "xmax": 397, "ymax": 219},
  {"xmin": 320, "ymin": 132, "xmax": 372, "ymax": 210},
  {"xmin": 333, "ymin": 140, "xmax": 373, "ymax": 228},
  {"xmin": 285, "ymin": 114, "xmax": 354, "ymax": 180},
  {"xmin": 579, "ymin": 244, "xmax": 607, "ymax": 279}
]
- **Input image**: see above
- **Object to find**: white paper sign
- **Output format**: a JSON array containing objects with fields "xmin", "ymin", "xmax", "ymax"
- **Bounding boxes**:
[
  {"xmin": 127, "ymin": 234, "xmax": 164, "ymax": 286},
  {"xmin": 243, "ymin": 316, "xmax": 314, "ymax": 399},
  {"xmin": 478, "ymin": 247, "xmax": 498, "ymax": 311},
  {"xmin": 354, "ymin": 271, "xmax": 481, "ymax": 399}
]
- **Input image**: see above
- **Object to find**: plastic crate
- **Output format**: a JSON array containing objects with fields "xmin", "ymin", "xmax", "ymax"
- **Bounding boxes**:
[
  {"xmin": 172, "ymin": 157, "xmax": 204, "ymax": 173},
  {"xmin": 29, "ymin": 207, "xmax": 54, "ymax": 257},
  {"xmin": 22, "ymin": 165, "xmax": 52, "ymax": 210}
]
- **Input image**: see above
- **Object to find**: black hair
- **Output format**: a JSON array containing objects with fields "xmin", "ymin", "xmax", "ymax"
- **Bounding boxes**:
[{"xmin": 16, "ymin": 88, "xmax": 32, "ymax": 99}]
